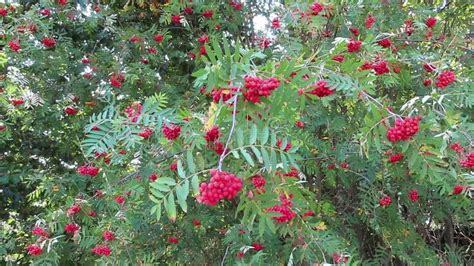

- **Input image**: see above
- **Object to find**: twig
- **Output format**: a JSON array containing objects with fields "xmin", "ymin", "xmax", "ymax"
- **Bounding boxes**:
[
  {"xmin": 221, "ymin": 245, "xmax": 230, "ymax": 266},
  {"xmin": 218, "ymin": 89, "xmax": 241, "ymax": 171}
]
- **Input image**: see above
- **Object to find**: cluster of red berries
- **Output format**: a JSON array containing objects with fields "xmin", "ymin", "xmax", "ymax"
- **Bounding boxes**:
[
  {"xmin": 371, "ymin": 60, "xmax": 390, "ymax": 75},
  {"xmin": 452, "ymin": 185, "xmax": 466, "ymax": 195},
  {"xmin": 449, "ymin": 143, "xmax": 464, "ymax": 155},
  {"xmin": 265, "ymin": 194, "xmax": 296, "ymax": 223},
  {"xmin": 32, "ymin": 226, "xmax": 49, "ymax": 238},
  {"xmin": 408, "ymin": 189, "xmax": 419, "ymax": 202},
  {"xmin": 102, "ymin": 230, "xmax": 115, "ymax": 241},
  {"xmin": 332, "ymin": 54, "xmax": 345, "ymax": 62},
  {"xmin": 11, "ymin": 98, "xmax": 25, "ymax": 106},
  {"xmin": 271, "ymin": 18, "xmax": 281, "ymax": 29},
  {"xmin": 124, "ymin": 102, "xmax": 142, "ymax": 123},
  {"xmin": 110, "ymin": 72, "xmax": 125, "ymax": 88},
  {"xmin": 138, "ymin": 127, "xmax": 153, "ymax": 139},
  {"xmin": 388, "ymin": 153, "xmax": 404, "ymax": 164},
  {"xmin": 230, "ymin": 1, "xmax": 242, "ymax": 11},
  {"xmin": 8, "ymin": 40, "xmax": 21, "ymax": 52},
  {"xmin": 211, "ymin": 87, "xmax": 237, "ymax": 103},
  {"xmin": 205, "ymin": 126, "xmax": 226, "ymax": 155},
  {"xmin": 435, "ymin": 70, "xmax": 456, "ymax": 89},
  {"xmin": 347, "ymin": 39, "xmax": 362, "ymax": 53},
  {"xmin": 379, "ymin": 195, "xmax": 392, "ymax": 206},
  {"xmin": 168, "ymin": 236, "xmax": 179, "ymax": 244},
  {"xmin": 64, "ymin": 106, "xmax": 78, "ymax": 116},
  {"xmin": 77, "ymin": 165, "xmax": 100, "ymax": 176},
  {"xmin": 162, "ymin": 123, "xmax": 181, "ymax": 140},
  {"xmin": 377, "ymin": 38, "xmax": 391, "ymax": 48},
  {"xmin": 423, "ymin": 63, "xmax": 436, "ymax": 72},
  {"xmin": 459, "ymin": 152, "xmax": 474, "ymax": 168},
  {"xmin": 243, "ymin": 76, "xmax": 280, "ymax": 103},
  {"xmin": 308, "ymin": 80, "xmax": 334, "ymax": 97},
  {"xmin": 91, "ymin": 245, "xmax": 111, "ymax": 256},
  {"xmin": 365, "ymin": 14, "xmax": 376, "ymax": 29},
  {"xmin": 251, "ymin": 175, "xmax": 266, "ymax": 194},
  {"xmin": 309, "ymin": 2, "xmax": 324, "ymax": 15},
  {"xmin": 41, "ymin": 37, "xmax": 56, "ymax": 48},
  {"xmin": 302, "ymin": 210, "xmax": 315, "ymax": 218},
  {"xmin": 425, "ymin": 17, "xmax": 437, "ymax": 28},
  {"xmin": 197, "ymin": 170, "xmax": 243, "ymax": 206},
  {"xmin": 276, "ymin": 139, "xmax": 293, "ymax": 151},
  {"xmin": 67, "ymin": 204, "xmax": 81, "ymax": 216},
  {"xmin": 27, "ymin": 244, "xmax": 43, "ymax": 256},
  {"xmin": 64, "ymin": 223, "xmax": 80, "ymax": 234},
  {"xmin": 386, "ymin": 116, "xmax": 421, "ymax": 142}
]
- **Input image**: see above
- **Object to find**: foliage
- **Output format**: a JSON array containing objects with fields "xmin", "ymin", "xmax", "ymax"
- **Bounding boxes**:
[{"xmin": 0, "ymin": 0, "xmax": 473, "ymax": 265}]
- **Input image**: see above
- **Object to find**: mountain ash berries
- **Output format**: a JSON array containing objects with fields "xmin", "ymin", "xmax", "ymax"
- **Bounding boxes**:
[
  {"xmin": 435, "ymin": 70, "xmax": 456, "ymax": 89},
  {"xmin": 379, "ymin": 195, "xmax": 392, "ymax": 206},
  {"xmin": 459, "ymin": 152, "xmax": 474, "ymax": 168},
  {"xmin": 162, "ymin": 123, "xmax": 181, "ymax": 140},
  {"xmin": 77, "ymin": 165, "xmax": 100, "ymax": 176},
  {"xmin": 27, "ymin": 244, "xmax": 43, "ymax": 256},
  {"xmin": 389, "ymin": 153, "xmax": 404, "ymax": 164},
  {"xmin": 198, "ymin": 170, "xmax": 243, "ymax": 206},
  {"xmin": 347, "ymin": 39, "xmax": 361, "ymax": 53},
  {"xmin": 386, "ymin": 116, "xmax": 421, "ymax": 142},
  {"xmin": 265, "ymin": 194, "xmax": 296, "ymax": 223},
  {"xmin": 308, "ymin": 80, "xmax": 334, "ymax": 97},
  {"xmin": 91, "ymin": 245, "xmax": 111, "ymax": 256},
  {"xmin": 243, "ymin": 76, "xmax": 280, "ymax": 103},
  {"xmin": 409, "ymin": 190, "xmax": 419, "ymax": 202}
]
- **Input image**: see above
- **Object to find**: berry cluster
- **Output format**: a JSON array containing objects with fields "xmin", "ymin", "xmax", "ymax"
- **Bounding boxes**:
[
  {"xmin": 308, "ymin": 80, "xmax": 334, "ymax": 97},
  {"xmin": 377, "ymin": 38, "xmax": 391, "ymax": 48},
  {"xmin": 251, "ymin": 175, "xmax": 266, "ymax": 194},
  {"xmin": 425, "ymin": 17, "xmax": 437, "ymax": 28},
  {"xmin": 371, "ymin": 60, "xmax": 390, "ymax": 75},
  {"xmin": 110, "ymin": 73, "xmax": 125, "ymax": 88},
  {"xmin": 332, "ymin": 54, "xmax": 345, "ymax": 62},
  {"xmin": 197, "ymin": 170, "xmax": 243, "ymax": 206},
  {"xmin": 41, "ymin": 37, "xmax": 56, "ymax": 48},
  {"xmin": 365, "ymin": 14, "xmax": 376, "ymax": 29},
  {"xmin": 67, "ymin": 205, "xmax": 81, "ymax": 216},
  {"xmin": 64, "ymin": 223, "xmax": 80, "ymax": 234},
  {"xmin": 276, "ymin": 139, "xmax": 293, "ymax": 151},
  {"xmin": 168, "ymin": 236, "xmax": 179, "ymax": 244},
  {"xmin": 459, "ymin": 152, "xmax": 474, "ymax": 168},
  {"xmin": 124, "ymin": 102, "xmax": 142, "ymax": 123},
  {"xmin": 138, "ymin": 128, "xmax": 153, "ymax": 139},
  {"xmin": 210, "ymin": 87, "xmax": 236, "ymax": 103},
  {"xmin": 243, "ymin": 76, "xmax": 280, "ymax": 103},
  {"xmin": 77, "ymin": 165, "xmax": 100, "ymax": 176},
  {"xmin": 435, "ymin": 70, "xmax": 456, "ymax": 89},
  {"xmin": 162, "ymin": 123, "xmax": 181, "ymax": 140},
  {"xmin": 386, "ymin": 116, "xmax": 421, "ymax": 142},
  {"xmin": 423, "ymin": 63, "xmax": 436, "ymax": 72},
  {"xmin": 347, "ymin": 39, "xmax": 362, "ymax": 53},
  {"xmin": 309, "ymin": 2, "xmax": 324, "ymax": 15},
  {"xmin": 265, "ymin": 194, "xmax": 296, "ymax": 223},
  {"xmin": 388, "ymin": 153, "xmax": 404, "ymax": 164},
  {"xmin": 27, "ymin": 244, "xmax": 43, "ymax": 256},
  {"xmin": 9, "ymin": 40, "xmax": 21, "ymax": 52},
  {"xmin": 91, "ymin": 245, "xmax": 111, "ymax": 256},
  {"xmin": 32, "ymin": 226, "xmax": 49, "ymax": 238},
  {"xmin": 102, "ymin": 230, "xmax": 115, "ymax": 241},
  {"xmin": 378, "ymin": 195, "xmax": 392, "ymax": 206},
  {"xmin": 204, "ymin": 126, "xmax": 226, "ymax": 155},
  {"xmin": 252, "ymin": 243, "xmax": 264, "ymax": 251},
  {"xmin": 408, "ymin": 189, "xmax": 419, "ymax": 202},
  {"xmin": 64, "ymin": 106, "xmax": 78, "ymax": 116},
  {"xmin": 452, "ymin": 184, "xmax": 465, "ymax": 195},
  {"xmin": 449, "ymin": 143, "xmax": 464, "ymax": 155},
  {"xmin": 11, "ymin": 98, "xmax": 25, "ymax": 106}
]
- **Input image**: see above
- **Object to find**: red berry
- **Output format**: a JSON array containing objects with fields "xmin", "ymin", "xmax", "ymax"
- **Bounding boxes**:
[
  {"xmin": 365, "ymin": 14, "xmax": 376, "ymax": 29},
  {"xmin": 309, "ymin": 2, "xmax": 324, "ymax": 15},
  {"xmin": 377, "ymin": 38, "xmax": 391, "ymax": 48},
  {"xmin": 388, "ymin": 153, "xmax": 404, "ymax": 164},
  {"xmin": 41, "ymin": 37, "xmax": 56, "ymax": 48},
  {"xmin": 452, "ymin": 184, "xmax": 465, "ymax": 195},
  {"xmin": 435, "ymin": 70, "xmax": 455, "ymax": 89},
  {"xmin": 32, "ymin": 226, "xmax": 49, "ymax": 238},
  {"xmin": 408, "ymin": 189, "xmax": 419, "ymax": 202},
  {"xmin": 332, "ymin": 54, "xmax": 345, "ymax": 62},
  {"xmin": 138, "ymin": 128, "xmax": 153, "ymax": 139},
  {"xmin": 162, "ymin": 123, "xmax": 181, "ymax": 140},
  {"xmin": 347, "ymin": 39, "xmax": 361, "ymax": 53},
  {"xmin": 378, "ymin": 195, "xmax": 392, "ymax": 207},
  {"xmin": 91, "ymin": 245, "xmax": 111, "ymax": 256},
  {"xmin": 308, "ymin": 80, "xmax": 334, "ymax": 97},
  {"xmin": 102, "ymin": 230, "xmax": 115, "ymax": 241},
  {"xmin": 425, "ymin": 17, "xmax": 437, "ymax": 28},
  {"xmin": 26, "ymin": 244, "xmax": 43, "ymax": 256},
  {"xmin": 115, "ymin": 195, "xmax": 125, "ymax": 205},
  {"xmin": 67, "ymin": 204, "xmax": 81, "ymax": 216},
  {"xmin": 168, "ymin": 236, "xmax": 179, "ymax": 244},
  {"xmin": 252, "ymin": 242, "xmax": 264, "ymax": 251},
  {"xmin": 64, "ymin": 106, "xmax": 78, "ymax": 116},
  {"xmin": 64, "ymin": 223, "xmax": 80, "ymax": 234}
]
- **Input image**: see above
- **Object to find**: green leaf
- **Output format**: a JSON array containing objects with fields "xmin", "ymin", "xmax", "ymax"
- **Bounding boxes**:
[
  {"xmin": 186, "ymin": 150, "xmax": 195, "ymax": 174},
  {"xmin": 164, "ymin": 193, "xmax": 177, "ymax": 221},
  {"xmin": 155, "ymin": 177, "xmax": 176, "ymax": 186},
  {"xmin": 261, "ymin": 148, "xmax": 270, "ymax": 170},
  {"xmin": 249, "ymin": 124, "xmax": 258, "ymax": 145},
  {"xmin": 176, "ymin": 180, "xmax": 189, "ymax": 212},
  {"xmin": 191, "ymin": 175, "xmax": 200, "ymax": 196},
  {"xmin": 177, "ymin": 160, "xmax": 186, "ymax": 179},
  {"xmin": 150, "ymin": 182, "xmax": 171, "ymax": 192},
  {"xmin": 240, "ymin": 148, "xmax": 255, "ymax": 167},
  {"xmin": 260, "ymin": 126, "xmax": 269, "ymax": 145},
  {"xmin": 236, "ymin": 128, "xmax": 244, "ymax": 147}
]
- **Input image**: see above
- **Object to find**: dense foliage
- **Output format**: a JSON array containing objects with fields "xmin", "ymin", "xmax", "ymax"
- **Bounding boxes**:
[{"xmin": 1, "ymin": 0, "xmax": 473, "ymax": 265}]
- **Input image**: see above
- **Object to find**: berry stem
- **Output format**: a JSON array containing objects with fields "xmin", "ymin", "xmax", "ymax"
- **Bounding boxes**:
[{"xmin": 218, "ymin": 88, "xmax": 241, "ymax": 171}]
